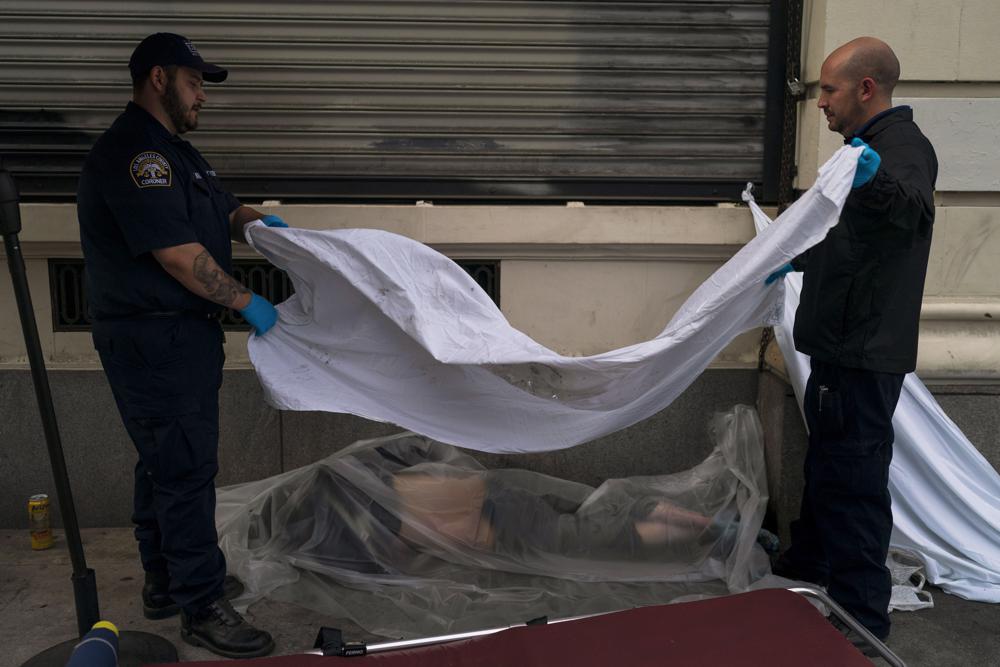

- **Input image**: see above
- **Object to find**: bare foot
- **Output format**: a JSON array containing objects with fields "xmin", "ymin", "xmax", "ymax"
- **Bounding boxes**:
[{"xmin": 633, "ymin": 501, "xmax": 714, "ymax": 546}]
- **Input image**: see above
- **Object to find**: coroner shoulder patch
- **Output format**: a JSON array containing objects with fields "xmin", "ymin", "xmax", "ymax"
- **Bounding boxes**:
[{"xmin": 130, "ymin": 151, "xmax": 172, "ymax": 188}]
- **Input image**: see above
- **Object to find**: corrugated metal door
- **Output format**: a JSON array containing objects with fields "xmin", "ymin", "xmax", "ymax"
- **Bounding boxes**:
[{"xmin": 0, "ymin": 1, "xmax": 785, "ymax": 202}]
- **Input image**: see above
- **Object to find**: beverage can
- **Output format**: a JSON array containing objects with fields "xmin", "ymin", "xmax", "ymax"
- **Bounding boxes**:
[{"xmin": 28, "ymin": 494, "xmax": 53, "ymax": 550}]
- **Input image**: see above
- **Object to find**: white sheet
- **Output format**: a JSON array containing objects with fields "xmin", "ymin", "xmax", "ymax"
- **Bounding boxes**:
[
  {"xmin": 245, "ymin": 145, "xmax": 861, "ymax": 454},
  {"xmin": 742, "ymin": 186, "xmax": 1000, "ymax": 603}
]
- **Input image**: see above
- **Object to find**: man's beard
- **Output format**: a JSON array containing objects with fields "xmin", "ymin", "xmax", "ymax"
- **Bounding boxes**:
[{"xmin": 162, "ymin": 79, "xmax": 198, "ymax": 134}]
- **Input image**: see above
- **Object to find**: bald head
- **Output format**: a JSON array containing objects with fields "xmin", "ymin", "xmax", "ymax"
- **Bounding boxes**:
[
  {"xmin": 826, "ymin": 37, "xmax": 900, "ymax": 98},
  {"xmin": 817, "ymin": 37, "xmax": 900, "ymax": 137}
]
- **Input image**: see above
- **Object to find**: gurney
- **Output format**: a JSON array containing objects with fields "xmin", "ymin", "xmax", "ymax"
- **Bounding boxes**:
[{"xmin": 147, "ymin": 587, "xmax": 904, "ymax": 666}]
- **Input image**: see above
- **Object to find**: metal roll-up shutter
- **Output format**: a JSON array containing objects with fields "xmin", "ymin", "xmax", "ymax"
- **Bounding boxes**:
[{"xmin": 0, "ymin": 1, "xmax": 787, "ymax": 202}]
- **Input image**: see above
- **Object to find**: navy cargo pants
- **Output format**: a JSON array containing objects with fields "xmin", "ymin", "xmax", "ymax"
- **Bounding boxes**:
[
  {"xmin": 783, "ymin": 358, "xmax": 904, "ymax": 639},
  {"xmin": 93, "ymin": 314, "xmax": 226, "ymax": 613}
]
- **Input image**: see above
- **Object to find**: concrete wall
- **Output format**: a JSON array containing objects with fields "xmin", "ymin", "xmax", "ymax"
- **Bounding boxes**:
[
  {"xmin": 0, "ymin": 369, "xmax": 760, "ymax": 528},
  {"xmin": 0, "ymin": 201, "xmax": 771, "ymax": 529},
  {"xmin": 4, "ymin": 366, "xmax": 998, "ymax": 534},
  {"xmin": 3, "ymin": 195, "xmax": 996, "ymax": 377},
  {"xmin": 0, "ymin": 203, "xmax": 765, "ymax": 368}
]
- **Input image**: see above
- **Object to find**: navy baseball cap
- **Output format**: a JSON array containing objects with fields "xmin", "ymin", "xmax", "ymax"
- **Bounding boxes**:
[{"xmin": 129, "ymin": 33, "xmax": 228, "ymax": 83}]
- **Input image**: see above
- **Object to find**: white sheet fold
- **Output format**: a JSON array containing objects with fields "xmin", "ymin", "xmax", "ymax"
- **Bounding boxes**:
[{"xmin": 246, "ymin": 145, "xmax": 861, "ymax": 453}]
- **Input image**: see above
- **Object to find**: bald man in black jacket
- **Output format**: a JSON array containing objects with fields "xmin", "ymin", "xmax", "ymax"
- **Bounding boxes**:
[{"xmin": 775, "ymin": 37, "xmax": 937, "ymax": 648}]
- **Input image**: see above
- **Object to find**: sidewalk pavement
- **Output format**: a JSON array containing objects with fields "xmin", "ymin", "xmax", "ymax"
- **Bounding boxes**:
[{"xmin": 3, "ymin": 528, "xmax": 998, "ymax": 665}]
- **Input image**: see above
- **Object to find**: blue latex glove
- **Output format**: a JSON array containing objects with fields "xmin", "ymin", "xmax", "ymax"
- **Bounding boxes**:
[
  {"xmin": 239, "ymin": 292, "xmax": 278, "ymax": 336},
  {"xmin": 261, "ymin": 214, "xmax": 288, "ymax": 228},
  {"xmin": 765, "ymin": 263, "xmax": 794, "ymax": 285},
  {"xmin": 850, "ymin": 137, "xmax": 881, "ymax": 188}
]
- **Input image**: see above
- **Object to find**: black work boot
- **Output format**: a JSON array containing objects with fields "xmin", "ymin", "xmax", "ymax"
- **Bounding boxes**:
[
  {"xmin": 142, "ymin": 572, "xmax": 245, "ymax": 620},
  {"xmin": 141, "ymin": 571, "xmax": 175, "ymax": 620},
  {"xmin": 829, "ymin": 615, "xmax": 889, "ymax": 658},
  {"xmin": 181, "ymin": 598, "xmax": 275, "ymax": 658},
  {"xmin": 771, "ymin": 551, "xmax": 829, "ymax": 588}
]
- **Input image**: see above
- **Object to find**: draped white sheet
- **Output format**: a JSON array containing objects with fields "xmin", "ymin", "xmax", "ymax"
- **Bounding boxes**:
[
  {"xmin": 246, "ymin": 145, "xmax": 861, "ymax": 454},
  {"xmin": 742, "ymin": 187, "xmax": 1000, "ymax": 603}
]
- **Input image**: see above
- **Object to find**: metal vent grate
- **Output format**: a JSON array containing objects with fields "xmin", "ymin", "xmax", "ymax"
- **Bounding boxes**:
[
  {"xmin": 221, "ymin": 259, "xmax": 297, "ymax": 328},
  {"xmin": 462, "ymin": 261, "xmax": 500, "ymax": 308},
  {"xmin": 50, "ymin": 258, "xmax": 499, "ymax": 331}
]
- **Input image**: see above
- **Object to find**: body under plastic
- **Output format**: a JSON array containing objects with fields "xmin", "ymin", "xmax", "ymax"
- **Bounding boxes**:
[{"xmin": 217, "ymin": 406, "xmax": 772, "ymax": 638}]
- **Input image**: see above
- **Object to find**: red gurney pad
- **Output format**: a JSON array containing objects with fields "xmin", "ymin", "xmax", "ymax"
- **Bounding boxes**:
[{"xmin": 148, "ymin": 589, "xmax": 873, "ymax": 666}]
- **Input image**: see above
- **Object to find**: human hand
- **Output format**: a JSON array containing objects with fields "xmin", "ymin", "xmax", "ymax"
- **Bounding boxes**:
[
  {"xmin": 239, "ymin": 292, "xmax": 278, "ymax": 335},
  {"xmin": 765, "ymin": 263, "xmax": 794, "ymax": 285},
  {"xmin": 261, "ymin": 214, "xmax": 289, "ymax": 228},
  {"xmin": 850, "ymin": 137, "xmax": 881, "ymax": 188}
]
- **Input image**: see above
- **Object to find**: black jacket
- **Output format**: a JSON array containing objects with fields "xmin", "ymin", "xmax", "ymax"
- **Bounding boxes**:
[{"xmin": 792, "ymin": 107, "xmax": 938, "ymax": 374}]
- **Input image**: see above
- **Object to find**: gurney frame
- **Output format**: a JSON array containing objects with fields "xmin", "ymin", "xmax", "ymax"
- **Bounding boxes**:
[{"xmin": 307, "ymin": 586, "xmax": 906, "ymax": 665}]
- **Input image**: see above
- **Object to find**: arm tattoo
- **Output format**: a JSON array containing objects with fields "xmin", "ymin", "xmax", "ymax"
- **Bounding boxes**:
[{"xmin": 193, "ymin": 250, "xmax": 249, "ymax": 307}]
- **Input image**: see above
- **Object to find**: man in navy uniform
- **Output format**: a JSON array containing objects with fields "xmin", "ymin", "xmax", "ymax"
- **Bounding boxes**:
[
  {"xmin": 77, "ymin": 33, "xmax": 286, "ymax": 658},
  {"xmin": 770, "ymin": 37, "xmax": 937, "ymax": 653}
]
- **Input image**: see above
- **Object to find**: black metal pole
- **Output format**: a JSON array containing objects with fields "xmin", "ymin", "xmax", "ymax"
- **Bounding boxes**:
[
  {"xmin": 2, "ymin": 167, "xmax": 178, "ymax": 665},
  {"xmin": 1, "ymin": 168, "xmax": 100, "ymax": 637}
]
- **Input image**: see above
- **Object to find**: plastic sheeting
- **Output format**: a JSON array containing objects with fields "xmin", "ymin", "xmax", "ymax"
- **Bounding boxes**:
[
  {"xmin": 888, "ymin": 549, "xmax": 934, "ymax": 612},
  {"xmin": 743, "ymin": 186, "xmax": 1000, "ymax": 603},
  {"xmin": 216, "ymin": 406, "xmax": 773, "ymax": 638},
  {"xmin": 244, "ymin": 146, "xmax": 863, "ymax": 454}
]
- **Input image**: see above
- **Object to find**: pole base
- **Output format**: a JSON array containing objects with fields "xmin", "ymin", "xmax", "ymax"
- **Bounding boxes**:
[{"xmin": 20, "ymin": 630, "xmax": 178, "ymax": 667}]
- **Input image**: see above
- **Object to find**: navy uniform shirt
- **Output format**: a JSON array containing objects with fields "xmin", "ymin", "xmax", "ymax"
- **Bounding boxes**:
[{"xmin": 77, "ymin": 102, "xmax": 241, "ymax": 319}]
